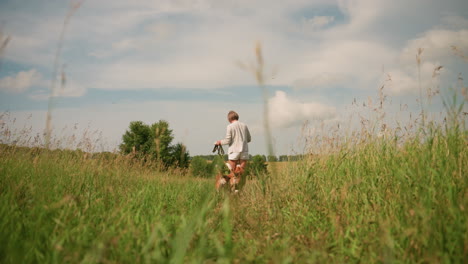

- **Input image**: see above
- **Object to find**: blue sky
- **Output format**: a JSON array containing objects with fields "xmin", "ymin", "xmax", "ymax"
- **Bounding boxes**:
[{"xmin": 1, "ymin": 0, "xmax": 467, "ymax": 155}]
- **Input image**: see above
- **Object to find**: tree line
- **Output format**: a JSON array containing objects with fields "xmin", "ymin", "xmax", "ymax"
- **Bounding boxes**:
[{"xmin": 119, "ymin": 120, "xmax": 304, "ymax": 176}]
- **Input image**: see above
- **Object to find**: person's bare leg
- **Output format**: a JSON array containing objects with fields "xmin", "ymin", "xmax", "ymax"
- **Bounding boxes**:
[
  {"xmin": 228, "ymin": 160, "xmax": 238, "ymax": 174},
  {"xmin": 239, "ymin": 160, "xmax": 248, "ymax": 170},
  {"xmin": 233, "ymin": 160, "xmax": 247, "ymax": 191}
]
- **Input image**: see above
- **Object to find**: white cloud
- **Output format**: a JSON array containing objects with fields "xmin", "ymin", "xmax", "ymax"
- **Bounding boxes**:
[
  {"xmin": 0, "ymin": 68, "xmax": 86, "ymax": 99},
  {"xmin": 302, "ymin": 16, "xmax": 335, "ymax": 30},
  {"xmin": 0, "ymin": 69, "xmax": 41, "ymax": 93},
  {"xmin": 88, "ymin": 22, "xmax": 175, "ymax": 59},
  {"xmin": 288, "ymin": 17, "xmax": 467, "ymax": 95},
  {"xmin": 399, "ymin": 29, "xmax": 468, "ymax": 64},
  {"xmin": 1, "ymin": 0, "xmax": 391, "ymax": 91},
  {"xmin": 89, "ymin": 57, "xmax": 249, "ymax": 90},
  {"xmin": 1, "ymin": 16, "xmax": 59, "ymax": 66},
  {"xmin": 145, "ymin": 22, "xmax": 174, "ymax": 40},
  {"xmin": 385, "ymin": 25, "xmax": 467, "ymax": 95},
  {"xmin": 268, "ymin": 91, "xmax": 336, "ymax": 128},
  {"xmin": 3, "ymin": 0, "xmax": 467, "ymax": 94},
  {"xmin": 286, "ymin": 40, "xmax": 395, "ymax": 91},
  {"xmin": 386, "ymin": 62, "xmax": 445, "ymax": 96},
  {"xmin": 27, "ymin": 79, "xmax": 87, "ymax": 101},
  {"xmin": 336, "ymin": 0, "xmax": 385, "ymax": 32},
  {"xmin": 59, "ymin": 80, "xmax": 87, "ymax": 97},
  {"xmin": 293, "ymin": 73, "xmax": 348, "ymax": 89},
  {"xmin": 442, "ymin": 16, "xmax": 468, "ymax": 29}
]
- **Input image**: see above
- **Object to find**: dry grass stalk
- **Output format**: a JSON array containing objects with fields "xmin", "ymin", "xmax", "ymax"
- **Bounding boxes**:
[
  {"xmin": 237, "ymin": 42, "xmax": 274, "ymax": 157},
  {"xmin": 45, "ymin": 0, "xmax": 84, "ymax": 148},
  {"xmin": 154, "ymin": 126, "xmax": 165, "ymax": 162},
  {"xmin": 0, "ymin": 28, "xmax": 11, "ymax": 72},
  {"xmin": 451, "ymin": 45, "xmax": 468, "ymax": 62},
  {"xmin": 416, "ymin": 48, "xmax": 425, "ymax": 128}
]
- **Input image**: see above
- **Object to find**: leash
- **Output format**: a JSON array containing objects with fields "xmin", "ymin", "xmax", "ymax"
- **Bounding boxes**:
[{"xmin": 212, "ymin": 144, "xmax": 225, "ymax": 156}]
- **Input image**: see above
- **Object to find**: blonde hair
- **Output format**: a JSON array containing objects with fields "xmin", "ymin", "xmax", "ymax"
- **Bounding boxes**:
[{"xmin": 227, "ymin": 111, "xmax": 239, "ymax": 121}]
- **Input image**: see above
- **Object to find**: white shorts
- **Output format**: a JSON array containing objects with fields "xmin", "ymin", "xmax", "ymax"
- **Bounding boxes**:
[{"xmin": 228, "ymin": 152, "xmax": 249, "ymax": 161}]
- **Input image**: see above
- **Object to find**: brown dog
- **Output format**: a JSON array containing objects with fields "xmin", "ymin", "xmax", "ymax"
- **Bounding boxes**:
[{"xmin": 215, "ymin": 164, "xmax": 244, "ymax": 192}]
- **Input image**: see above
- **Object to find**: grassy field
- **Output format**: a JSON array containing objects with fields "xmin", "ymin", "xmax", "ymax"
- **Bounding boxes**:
[{"xmin": 1, "ymin": 120, "xmax": 467, "ymax": 263}]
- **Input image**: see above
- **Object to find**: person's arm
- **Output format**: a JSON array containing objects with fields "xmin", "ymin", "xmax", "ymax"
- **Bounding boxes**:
[
  {"xmin": 246, "ymin": 126, "xmax": 251, "ymax": 143},
  {"xmin": 220, "ymin": 126, "xmax": 232, "ymax": 145},
  {"xmin": 216, "ymin": 126, "xmax": 232, "ymax": 145}
]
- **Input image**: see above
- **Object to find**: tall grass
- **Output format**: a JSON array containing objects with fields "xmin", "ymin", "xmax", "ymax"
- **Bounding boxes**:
[{"xmin": 0, "ymin": 146, "xmax": 233, "ymax": 263}]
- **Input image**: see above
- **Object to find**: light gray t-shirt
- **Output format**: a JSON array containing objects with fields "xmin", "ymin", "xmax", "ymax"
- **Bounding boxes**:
[{"xmin": 220, "ymin": 121, "xmax": 251, "ymax": 154}]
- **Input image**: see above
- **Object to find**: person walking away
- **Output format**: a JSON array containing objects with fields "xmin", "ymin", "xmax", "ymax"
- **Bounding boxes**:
[{"xmin": 215, "ymin": 110, "xmax": 251, "ymax": 173}]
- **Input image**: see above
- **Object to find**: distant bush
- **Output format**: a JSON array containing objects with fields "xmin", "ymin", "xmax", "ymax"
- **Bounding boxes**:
[
  {"xmin": 189, "ymin": 156, "xmax": 210, "ymax": 178},
  {"xmin": 246, "ymin": 154, "xmax": 267, "ymax": 177},
  {"xmin": 267, "ymin": 155, "xmax": 278, "ymax": 162}
]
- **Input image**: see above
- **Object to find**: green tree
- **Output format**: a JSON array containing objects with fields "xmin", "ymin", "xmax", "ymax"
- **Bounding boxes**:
[
  {"xmin": 120, "ymin": 120, "xmax": 190, "ymax": 168},
  {"xmin": 149, "ymin": 120, "xmax": 173, "ymax": 162},
  {"xmin": 120, "ymin": 121, "xmax": 152, "ymax": 155},
  {"xmin": 169, "ymin": 143, "xmax": 190, "ymax": 168}
]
